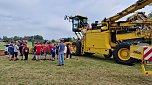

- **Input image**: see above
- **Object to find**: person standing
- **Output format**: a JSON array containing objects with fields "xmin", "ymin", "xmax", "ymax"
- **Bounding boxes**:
[
  {"xmin": 52, "ymin": 43, "xmax": 56, "ymax": 61},
  {"xmin": 22, "ymin": 43, "xmax": 26, "ymax": 60},
  {"xmin": 69, "ymin": 45, "xmax": 73, "ymax": 58},
  {"xmin": 64, "ymin": 44, "xmax": 67, "ymax": 59},
  {"xmin": 58, "ymin": 40, "xmax": 65, "ymax": 66},
  {"xmin": 8, "ymin": 41, "xmax": 14, "ymax": 60},
  {"xmin": 13, "ymin": 41, "xmax": 19, "ymax": 61},
  {"xmin": 47, "ymin": 42, "xmax": 52, "ymax": 60},
  {"xmin": 43, "ymin": 44, "xmax": 48, "ymax": 60},
  {"xmin": 36, "ymin": 42, "xmax": 41, "ymax": 60},
  {"xmin": 32, "ymin": 44, "xmax": 37, "ymax": 60},
  {"xmin": 40, "ymin": 42, "xmax": 43, "ymax": 60},
  {"xmin": 19, "ymin": 41, "xmax": 23, "ymax": 60},
  {"xmin": 4, "ymin": 43, "xmax": 9, "ymax": 55},
  {"xmin": 7, "ymin": 42, "xmax": 11, "ymax": 58},
  {"xmin": 66, "ymin": 44, "xmax": 71, "ymax": 59},
  {"xmin": 23, "ymin": 44, "xmax": 29, "ymax": 60},
  {"xmin": 56, "ymin": 43, "xmax": 59, "ymax": 57}
]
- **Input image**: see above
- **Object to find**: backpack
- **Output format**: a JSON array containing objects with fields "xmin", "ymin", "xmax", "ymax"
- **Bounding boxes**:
[{"xmin": 24, "ymin": 47, "xmax": 29, "ymax": 53}]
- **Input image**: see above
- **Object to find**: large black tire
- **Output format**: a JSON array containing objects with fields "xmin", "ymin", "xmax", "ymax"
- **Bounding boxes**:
[
  {"xmin": 104, "ymin": 49, "xmax": 112, "ymax": 58},
  {"xmin": 72, "ymin": 41, "xmax": 81, "ymax": 56},
  {"xmin": 113, "ymin": 43, "xmax": 136, "ymax": 65}
]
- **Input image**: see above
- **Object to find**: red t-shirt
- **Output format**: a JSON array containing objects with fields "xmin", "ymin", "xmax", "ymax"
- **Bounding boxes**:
[
  {"xmin": 43, "ymin": 46, "xmax": 47, "ymax": 53},
  {"xmin": 41, "ymin": 45, "xmax": 44, "ymax": 52},
  {"xmin": 47, "ymin": 44, "xmax": 52, "ymax": 51},
  {"xmin": 36, "ymin": 45, "xmax": 41, "ymax": 54}
]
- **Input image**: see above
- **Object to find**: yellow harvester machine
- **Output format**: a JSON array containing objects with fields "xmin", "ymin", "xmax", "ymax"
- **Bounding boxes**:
[{"xmin": 67, "ymin": 0, "xmax": 152, "ymax": 74}]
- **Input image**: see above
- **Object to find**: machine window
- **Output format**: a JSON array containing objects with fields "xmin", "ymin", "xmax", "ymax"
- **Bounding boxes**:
[{"xmin": 73, "ymin": 19, "xmax": 79, "ymax": 29}]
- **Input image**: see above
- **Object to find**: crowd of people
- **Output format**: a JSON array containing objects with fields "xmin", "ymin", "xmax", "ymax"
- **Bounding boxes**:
[
  {"xmin": 4, "ymin": 40, "xmax": 73, "ymax": 66},
  {"xmin": 5, "ymin": 41, "xmax": 29, "ymax": 61}
]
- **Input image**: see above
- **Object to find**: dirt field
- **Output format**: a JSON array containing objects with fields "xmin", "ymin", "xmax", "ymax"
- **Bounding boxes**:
[{"xmin": 0, "ymin": 55, "xmax": 152, "ymax": 85}]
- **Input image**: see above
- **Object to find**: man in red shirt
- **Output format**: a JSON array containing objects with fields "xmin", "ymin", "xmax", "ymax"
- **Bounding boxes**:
[
  {"xmin": 43, "ymin": 44, "xmax": 48, "ymax": 60},
  {"xmin": 36, "ymin": 42, "xmax": 41, "ymax": 60},
  {"xmin": 47, "ymin": 42, "xmax": 52, "ymax": 60},
  {"xmin": 40, "ymin": 42, "xmax": 44, "ymax": 60}
]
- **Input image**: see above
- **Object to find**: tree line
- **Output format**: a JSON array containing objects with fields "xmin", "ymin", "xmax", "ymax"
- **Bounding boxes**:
[
  {"xmin": 0, "ymin": 35, "xmax": 74, "ymax": 44},
  {"xmin": 1, "ymin": 35, "xmax": 44, "ymax": 42}
]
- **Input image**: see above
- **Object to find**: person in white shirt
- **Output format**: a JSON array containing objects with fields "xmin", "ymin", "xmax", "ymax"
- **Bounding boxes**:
[
  {"xmin": 64, "ymin": 44, "xmax": 67, "ymax": 59},
  {"xmin": 13, "ymin": 41, "xmax": 19, "ymax": 61}
]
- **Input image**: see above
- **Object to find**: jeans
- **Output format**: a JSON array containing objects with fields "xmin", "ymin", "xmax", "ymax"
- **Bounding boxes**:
[
  {"xmin": 58, "ymin": 51, "xmax": 64, "ymax": 65},
  {"xmin": 43, "ymin": 53, "xmax": 47, "ymax": 57}
]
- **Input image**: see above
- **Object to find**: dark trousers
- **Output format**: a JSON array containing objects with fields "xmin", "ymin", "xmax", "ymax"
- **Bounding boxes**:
[
  {"xmin": 14, "ymin": 52, "xmax": 18, "ymax": 58},
  {"xmin": 19, "ymin": 47, "xmax": 23, "ymax": 56},
  {"xmin": 32, "ymin": 52, "xmax": 36, "ymax": 60},
  {"xmin": 24, "ymin": 53, "xmax": 29, "ymax": 60},
  {"xmin": 66, "ymin": 52, "xmax": 72, "ymax": 58},
  {"xmin": 10, "ymin": 52, "xmax": 14, "ymax": 58},
  {"xmin": 52, "ymin": 52, "xmax": 55, "ymax": 58}
]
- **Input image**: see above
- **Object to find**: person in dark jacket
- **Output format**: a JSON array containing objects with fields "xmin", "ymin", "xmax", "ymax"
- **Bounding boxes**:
[
  {"xmin": 18, "ymin": 41, "xmax": 23, "ymax": 60},
  {"xmin": 66, "ymin": 44, "xmax": 72, "ymax": 59},
  {"xmin": 8, "ymin": 41, "xmax": 14, "ymax": 60},
  {"xmin": 23, "ymin": 43, "xmax": 29, "ymax": 60}
]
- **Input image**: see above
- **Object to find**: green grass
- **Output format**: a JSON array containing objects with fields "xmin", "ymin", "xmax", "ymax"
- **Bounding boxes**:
[
  {"xmin": 0, "ymin": 42, "xmax": 5, "ymax": 50},
  {"xmin": 0, "ymin": 55, "xmax": 152, "ymax": 85}
]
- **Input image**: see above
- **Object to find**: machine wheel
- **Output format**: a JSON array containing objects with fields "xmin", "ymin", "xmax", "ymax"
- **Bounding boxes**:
[
  {"xmin": 113, "ymin": 43, "xmax": 136, "ymax": 65},
  {"xmin": 104, "ymin": 50, "xmax": 112, "ymax": 58},
  {"xmin": 72, "ymin": 41, "xmax": 81, "ymax": 56}
]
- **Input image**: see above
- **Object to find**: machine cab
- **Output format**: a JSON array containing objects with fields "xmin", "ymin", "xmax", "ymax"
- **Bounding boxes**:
[{"xmin": 70, "ymin": 15, "xmax": 88, "ymax": 32}]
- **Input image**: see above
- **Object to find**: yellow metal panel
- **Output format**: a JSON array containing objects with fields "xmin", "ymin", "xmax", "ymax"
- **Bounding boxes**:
[
  {"xmin": 130, "ymin": 45, "xmax": 144, "ymax": 60},
  {"xmin": 84, "ymin": 30, "xmax": 111, "ymax": 54},
  {"xmin": 116, "ymin": 32, "xmax": 142, "ymax": 41},
  {"xmin": 87, "ymin": 29, "xmax": 101, "ymax": 33},
  {"xmin": 85, "ymin": 48, "xmax": 109, "ymax": 54}
]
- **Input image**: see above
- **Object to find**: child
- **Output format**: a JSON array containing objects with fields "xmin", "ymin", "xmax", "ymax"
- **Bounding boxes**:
[
  {"xmin": 52, "ymin": 43, "xmax": 56, "ymax": 61},
  {"xmin": 13, "ymin": 41, "xmax": 19, "ymax": 61},
  {"xmin": 23, "ymin": 44, "xmax": 29, "ymax": 60},
  {"xmin": 8, "ymin": 42, "xmax": 14, "ymax": 60},
  {"xmin": 56, "ymin": 43, "xmax": 59, "ymax": 56},
  {"xmin": 36, "ymin": 42, "xmax": 41, "ymax": 60},
  {"xmin": 40, "ymin": 43, "xmax": 44, "ymax": 60},
  {"xmin": 22, "ymin": 43, "xmax": 26, "ymax": 60},
  {"xmin": 69, "ymin": 45, "xmax": 73, "ymax": 58},
  {"xmin": 47, "ymin": 42, "xmax": 52, "ymax": 60},
  {"xmin": 32, "ymin": 45, "xmax": 36, "ymax": 60},
  {"xmin": 64, "ymin": 44, "xmax": 67, "ymax": 59},
  {"xmin": 43, "ymin": 44, "xmax": 48, "ymax": 60},
  {"xmin": 66, "ymin": 44, "xmax": 72, "ymax": 59}
]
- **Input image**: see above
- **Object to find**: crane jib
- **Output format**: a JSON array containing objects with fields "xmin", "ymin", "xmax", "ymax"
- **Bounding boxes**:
[{"xmin": 106, "ymin": 0, "xmax": 152, "ymax": 22}]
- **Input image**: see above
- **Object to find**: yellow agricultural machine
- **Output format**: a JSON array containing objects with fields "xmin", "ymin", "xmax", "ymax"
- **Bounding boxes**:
[{"xmin": 66, "ymin": 0, "xmax": 152, "ymax": 74}]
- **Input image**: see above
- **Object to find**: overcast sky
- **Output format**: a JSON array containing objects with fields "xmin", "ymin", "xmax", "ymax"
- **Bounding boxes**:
[{"xmin": 0, "ymin": 0, "xmax": 151, "ymax": 40}]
